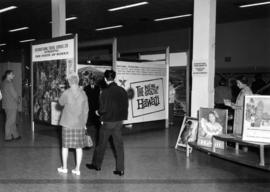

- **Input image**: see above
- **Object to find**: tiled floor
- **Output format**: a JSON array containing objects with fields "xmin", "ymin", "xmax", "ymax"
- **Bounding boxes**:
[{"xmin": 0, "ymin": 113, "xmax": 270, "ymax": 192}]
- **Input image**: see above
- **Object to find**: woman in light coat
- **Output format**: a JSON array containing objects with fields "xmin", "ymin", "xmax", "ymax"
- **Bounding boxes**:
[
  {"xmin": 57, "ymin": 74, "xmax": 89, "ymax": 176},
  {"xmin": 225, "ymin": 76, "xmax": 253, "ymax": 136}
]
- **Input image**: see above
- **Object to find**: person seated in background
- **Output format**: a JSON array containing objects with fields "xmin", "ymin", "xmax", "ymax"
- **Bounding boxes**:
[
  {"xmin": 215, "ymin": 78, "xmax": 232, "ymax": 109},
  {"xmin": 251, "ymin": 73, "xmax": 266, "ymax": 94}
]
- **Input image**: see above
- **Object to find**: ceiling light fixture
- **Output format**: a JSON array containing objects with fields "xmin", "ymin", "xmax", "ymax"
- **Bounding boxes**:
[
  {"xmin": 50, "ymin": 16, "xmax": 78, "ymax": 23},
  {"xmin": 9, "ymin": 27, "xmax": 29, "ymax": 32},
  {"xmin": 65, "ymin": 16, "xmax": 78, "ymax": 21},
  {"xmin": 239, "ymin": 1, "xmax": 270, "ymax": 8},
  {"xmin": 0, "ymin": 6, "xmax": 17, "ymax": 14},
  {"xmin": 108, "ymin": 2, "xmax": 148, "ymax": 11},
  {"xmin": 19, "ymin": 39, "xmax": 36, "ymax": 43},
  {"xmin": 0, "ymin": 43, "xmax": 6, "ymax": 47},
  {"xmin": 154, "ymin": 14, "xmax": 192, "ymax": 21},
  {"xmin": 96, "ymin": 25, "xmax": 123, "ymax": 31}
]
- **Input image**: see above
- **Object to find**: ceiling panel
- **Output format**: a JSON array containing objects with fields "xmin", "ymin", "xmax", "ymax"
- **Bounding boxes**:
[{"xmin": 0, "ymin": 0, "xmax": 269, "ymax": 46}]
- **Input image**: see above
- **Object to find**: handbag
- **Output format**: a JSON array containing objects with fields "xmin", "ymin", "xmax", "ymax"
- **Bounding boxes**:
[{"xmin": 84, "ymin": 130, "xmax": 93, "ymax": 148}]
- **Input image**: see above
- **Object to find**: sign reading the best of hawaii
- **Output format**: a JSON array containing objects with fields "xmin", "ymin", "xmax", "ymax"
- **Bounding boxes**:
[{"xmin": 131, "ymin": 78, "xmax": 164, "ymax": 117}]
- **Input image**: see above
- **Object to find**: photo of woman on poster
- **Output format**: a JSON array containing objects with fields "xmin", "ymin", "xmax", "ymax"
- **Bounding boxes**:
[{"xmin": 199, "ymin": 111, "xmax": 223, "ymax": 138}]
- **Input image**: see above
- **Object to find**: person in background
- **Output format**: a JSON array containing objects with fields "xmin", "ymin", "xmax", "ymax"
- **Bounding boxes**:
[
  {"xmin": 251, "ymin": 73, "xmax": 266, "ymax": 94},
  {"xmin": 169, "ymin": 80, "xmax": 176, "ymax": 125},
  {"xmin": 86, "ymin": 70, "xmax": 128, "ymax": 176},
  {"xmin": 215, "ymin": 78, "xmax": 232, "ymax": 109},
  {"xmin": 1, "ymin": 70, "xmax": 21, "ymax": 141},
  {"xmin": 224, "ymin": 76, "xmax": 253, "ymax": 136},
  {"xmin": 57, "ymin": 74, "xmax": 89, "ymax": 176},
  {"xmin": 84, "ymin": 77, "xmax": 101, "ymax": 146}
]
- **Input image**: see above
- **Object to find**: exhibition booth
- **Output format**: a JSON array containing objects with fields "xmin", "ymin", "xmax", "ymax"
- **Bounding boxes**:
[{"xmin": 30, "ymin": 35, "xmax": 188, "ymax": 134}]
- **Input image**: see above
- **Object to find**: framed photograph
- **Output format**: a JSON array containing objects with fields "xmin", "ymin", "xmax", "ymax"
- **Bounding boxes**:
[
  {"xmin": 197, "ymin": 108, "xmax": 228, "ymax": 149},
  {"xmin": 175, "ymin": 116, "xmax": 199, "ymax": 149},
  {"xmin": 243, "ymin": 95, "xmax": 270, "ymax": 143}
]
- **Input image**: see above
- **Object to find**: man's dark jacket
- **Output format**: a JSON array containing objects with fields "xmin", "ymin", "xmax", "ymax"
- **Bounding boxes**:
[
  {"xmin": 99, "ymin": 82, "xmax": 128, "ymax": 122},
  {"xmin": 84, "ymin": 85, "xmax": 100, "ymax": 126}
]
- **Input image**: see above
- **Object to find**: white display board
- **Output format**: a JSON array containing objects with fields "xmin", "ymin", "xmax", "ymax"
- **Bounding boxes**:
[
  {"xmin": 243, "ymin": 95, "xmax": 270, "ymax": 143},
  {"xmin": 116, "ymin": 61, "xmax": 167, "ymax": 124}
]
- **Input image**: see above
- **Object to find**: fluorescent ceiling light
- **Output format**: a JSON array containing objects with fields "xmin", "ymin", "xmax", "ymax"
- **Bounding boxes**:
[
  {"xmin": 154, "ymin": 14, "xmax": 192, "ymax": 21},
  {"xmin": 50, "ymin": 16, "xmax": 78, "ymax": 23},
  {"xmin": 96, "ymin": 25, "xmax": 123, "ymax": 31},
  {"xmin": 239, "ymin": 1, "xmax": 270, "ymax": 8},
  {"xmin": 0, "ymin": 43, "xmax": 6, "ymax": 47},
  {"xmin": 0, "ymin": 6, "xmax": 17, "ymax": 14},
  {"xmin": 108, "ymin": 2, "xmax": 148, "ymax": 11},
  {"xmin": 65, "ymin": 16, "xmax": 77, "ymax": 21},
  {"xmin": 9, "ymin": 27, "xmax": 29, "ymax": 32},
  {"xmin": 19, "ymin": 39, "xmax": 35, "ymax": 43}
]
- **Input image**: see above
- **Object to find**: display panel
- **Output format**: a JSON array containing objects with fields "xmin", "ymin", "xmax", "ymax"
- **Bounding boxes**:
[
  {"xmin": 31, "ymin": 35, "xmax": 77, "ymax": 126},
  {"xmin": 243, "ymin": 95, "xmax": 270, "ymax": 143}
]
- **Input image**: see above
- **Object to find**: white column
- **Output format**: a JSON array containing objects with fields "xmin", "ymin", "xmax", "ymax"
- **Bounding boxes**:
[
  {"xmin": 191, "ymin": 0, "xmax": 216, "ymax": 117},
  {"xmin": 51, "ymin": 0, "xmax": 66, "ymax": 37}
]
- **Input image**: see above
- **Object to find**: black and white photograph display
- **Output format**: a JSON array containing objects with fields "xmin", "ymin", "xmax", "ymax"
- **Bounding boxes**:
[
  {"xmin": 31, "ymin": 36, "xmax": 77, "ymax": 125},
  {"xmin": 77, "ymin": 65, "xmax": 112, "ymax": 88},
  {"xmin": 33, "ymin": 60, "xmax": 67, "ymax": 123},
  {"xmin": 175, "ymin": 116, "xmax": 198, "ymax": 149},
  {"xmin": 243, "ymin": 95, "xmax": 270, "ymax": 143},
  {"xmin": 197, "ymin": 108, "xmax": 228, "ymax": 148}
]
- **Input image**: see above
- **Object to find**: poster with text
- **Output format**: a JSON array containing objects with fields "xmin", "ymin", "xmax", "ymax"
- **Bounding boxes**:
[
  {"xmin": 243, "ymin": 95, "xmax": 270, "ymax": 143},
  {"xmin": 197, "ymin": 108, "xmax": 228, "ymax": 149},
  {"xmin": 116, "ymin": 61, "xmax": 167, "ymax": 124},
  {"xmin": 32, "ymin": 36, "xmax": 77, "ymax": 125}
]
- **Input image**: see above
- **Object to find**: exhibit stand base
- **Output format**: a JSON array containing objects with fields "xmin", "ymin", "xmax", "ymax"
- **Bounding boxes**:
[{"xmin": 188, "ymin": 134, "xmax": 270, "ymax": 171}]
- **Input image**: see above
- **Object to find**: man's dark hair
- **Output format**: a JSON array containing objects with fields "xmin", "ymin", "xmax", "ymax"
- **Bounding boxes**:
[{"xmin": 104, "ymin": 70, "xmax": 116, "ymax": 81}]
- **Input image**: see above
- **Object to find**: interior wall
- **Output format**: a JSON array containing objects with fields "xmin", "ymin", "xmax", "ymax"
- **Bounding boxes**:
[
  {"xmin": 216, "ymin": 18, "xmax": 270, "ymax": 72},
  {"xmin": 2, "ymin": 18, "xmax": 270, "ymax": 72},
  {"xmin": 118, "ymin": 18, "xmax": 269, "ymax": 72},
  {"xmin": 118, "ymin": 28, "xmax": 191, "ymax": 53}
]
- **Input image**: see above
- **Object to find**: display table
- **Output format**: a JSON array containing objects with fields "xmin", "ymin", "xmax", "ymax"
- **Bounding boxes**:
[
  {"xmin": 188, "ymin": 134, "xmax": 270, "ymax": 171},
  {"xmin": 212, "ymin": 134, "xmax": 270, "ymax": 166}
]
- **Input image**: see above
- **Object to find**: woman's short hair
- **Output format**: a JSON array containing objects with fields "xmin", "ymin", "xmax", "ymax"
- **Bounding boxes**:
[
  {"xmin": 67, "ymin": 74, "xmax": 79, "ymax": 85},
  {"xmin": 2, "ymin": 70, "xmax": 13, "ymax": 81},
  {"xmin": 235, "ymin": 76, "xmax": 248, "ymax": 85}
]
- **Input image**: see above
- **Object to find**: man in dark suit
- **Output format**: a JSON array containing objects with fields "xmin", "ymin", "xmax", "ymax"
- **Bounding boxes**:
[
  {"xmin": 84, "ymin": 77, "xmax": 100, "ymax": 145},
  {"xmin": 86, "ymin": 70, "xmax": 128, "ymax": 176}
]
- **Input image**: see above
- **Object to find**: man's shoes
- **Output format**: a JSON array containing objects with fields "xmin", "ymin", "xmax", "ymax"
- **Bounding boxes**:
[
  {"xmin": 86, "ymin": 164, "xmax": 101, "ymax": 171},
  {"xmin": 113, "ymin": 170, "xmax": 124, "ymax": 176},
  {"xmin": 4, "ymin": 138, "xmax": 12, "ymax": 142},
  {"xmin": 14, "ymin": 136, "xmax": 21, "ymax": 140}
]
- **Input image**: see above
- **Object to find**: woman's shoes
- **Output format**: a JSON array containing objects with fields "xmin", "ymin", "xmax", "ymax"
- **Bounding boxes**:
[
  {"xmin": 57, "ymin": 167, "xmax": 68, "ymax": 174},
  {"xmin": 71, "ymin": 169, "xmax": 81, "ymax": 176},
  {"xmin": 57, "ymin": 167, "xmax": 80, "ymax": 175}
]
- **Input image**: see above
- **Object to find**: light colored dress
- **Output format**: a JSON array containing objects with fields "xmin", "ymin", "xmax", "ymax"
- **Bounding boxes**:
[
  {"xmin": 200, "ymin": 118, "xmax": 223, "ymax": 138},
  {"xmin": 232, "ymin": 86, "xmax": 253, "ymax": 136}
]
